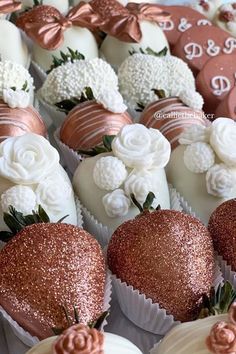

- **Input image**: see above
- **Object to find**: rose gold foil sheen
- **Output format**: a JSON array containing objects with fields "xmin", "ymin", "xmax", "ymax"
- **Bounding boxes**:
[
  {"xmin": 208, "ymin": 199, "xmax": 236, "ymax": 272},
  {"xmin": 53, "ymin": 324, "xmax": 104, "ymax": 354},
  {"xmin": 0, "ymin": 224, "xmax": 106, "ymax": 339},
  {"xmin": 140, "ymin": 97, "xmax": 207, "ymax": 150},
  {"xmin": 107, "ymin": 210, "xmax": 214, "ymax": 322},
  {"xmin": 0, "ymin": 99, "xmax": 46, "ymax": 141},
  {"xmin": 0, "ymin": 0, "xmax": 21, "ymax": 14},
  {"xmin": 60, "ymin": 101, "xmax": 132, "ymax": 150},
  {"xmin": 16, "ymin": 3, "xmax": 104, "ymax": 50},
  {"xmin": 90, "ymin": 0, "xmax": 170, "ymax": 42}
]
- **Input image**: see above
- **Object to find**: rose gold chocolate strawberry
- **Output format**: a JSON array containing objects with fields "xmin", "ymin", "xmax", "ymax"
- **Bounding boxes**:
[
  {"xmin": 0, "ymin": 223, "xmax": 106, "ymax": 339},
  {"xmin": 107, "ymin": 209, "xmax": 214, "ymax": 322}
]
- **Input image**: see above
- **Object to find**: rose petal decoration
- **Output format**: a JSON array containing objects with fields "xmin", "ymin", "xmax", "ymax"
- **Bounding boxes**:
[
  {"xmin": 206, "ymin": 321, "xmax": 236, "ymax": 354},
  {"xmin": 0, "ymin": 133, "xmax": 59, "ymax": 184},
  {"xmin": 111, "ymin": 124, "xmax": 171, "ymax": 170}
]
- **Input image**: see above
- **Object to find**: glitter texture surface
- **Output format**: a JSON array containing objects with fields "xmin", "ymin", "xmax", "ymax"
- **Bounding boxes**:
[
  {"xmin": 0, "ymin": 223, "xmax": 106, "ymax": 339},
  {"xmin": 208, "ymin": 199, "xmax": 236, "ymax": 271},
  {"xmin": 107, "ymin": 210, "xmax": 214, "ymax": 322}
]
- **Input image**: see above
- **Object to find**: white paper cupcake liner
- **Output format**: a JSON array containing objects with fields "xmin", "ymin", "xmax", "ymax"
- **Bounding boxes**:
[
  {"xmin": 0, "ymin": 270, "xmax": 112, "ymax": 348},
  {"xmin": 111, "ymin": 262, "xmax": 223, "ymax": 336},
  {"xmin": 75, "ymin": 197, "xmax": 83, "ymax": 228},
  {"xmin": 54, "ymin": 128, "xmax": 82, "ymax": 176},
  {"xmin": 217, "ymin": 255, "xmax": 236, "ymax": 289},
  {"xmin": 37, "ymin": 93, "xmax": 66, "ymax": 128},
  {"xmin": 80, "ymin": 186, "xmax": 183, "ymax": 248},
  {"xmin": 31, "ymin": 61, "xmax": 47, "ymax": 84}
]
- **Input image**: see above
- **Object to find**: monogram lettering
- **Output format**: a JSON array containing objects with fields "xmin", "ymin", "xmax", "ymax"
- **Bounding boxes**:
[
  {"xmin": 206, "ymin": 39, "xmax": 221, "ymax": 56},
  {"xmin": 197, "ymin": 19, "xmax": 212, "ymax": 26},
  {"xmin": 158, "ymin": 20, "xmax": 174, "ymax": 31},
  {"xmin": 211, "ymin": 76, "xmax": 231, "ymax": 96},
  {"xmin": 223, "ymin": 37, "xmax": 236, "ymax": 54},
  {"xmin": 184, "ymin": 43, "xmax": 203, "ymax": 60},
  {"xmin": 178, "ymin": 18, "xmax": 192, "ymax": 32}
]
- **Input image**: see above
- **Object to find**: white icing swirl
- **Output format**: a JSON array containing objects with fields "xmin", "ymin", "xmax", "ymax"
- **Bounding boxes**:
[
  {"xmin": 35, "ymin": 171, "xmax": 73, "ymax": 220},
  {"xmin": 3, "ymin": 88, "xmax": 30, "ymax": 109},
  {"xmin": 184, "ymin": 142, "xmax": 215, "ymax": 173},
  {"xmin": 112, "ymin": 124, "xmax": 171, "ymax": 170},
  {"xmin": 206, "ymin": 163, "xmax": 235, "ymax": 197},
  {"xmin": 0, "ymin": 134, "xmax": 60, "ymax": 184},
  {"xmin": 1, "ymin": 185, "xmax": 36, "ymax": 215},
  {"xmin": 124, "ymin": 170, "xmax": 154, "ymax": 205},
  {"xmin": 96, "ymin": 89, "xmax": 127, "ymax": 113},
  {"xmin": 102, "ymin": 189, "xmax": 130, "ymax": 218},
  {"xmin": 179, "ymin": 125, "xmax": 210, "ymax": 145},
  {"xmin": 210, "ymin": 118, "xmax": 236, "ymax": 166},
  {"xmin": 93, "ymin": 156, "xmax": 128, "ymax": 191},
  {"xmin": 177, "ymin": 89, "xmax": 204, "ymax": 111}
]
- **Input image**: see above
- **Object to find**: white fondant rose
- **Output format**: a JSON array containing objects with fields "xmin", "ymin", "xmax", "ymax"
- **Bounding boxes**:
[
  {"xmin": 93, "ymin": 156, "xmax": 128, "ymax": 191},
  {"xmin": 3, "ymin": 88, "xmax": 30, "ymax": 109},
  {"xmin": 210, "ymin": 118, "xmax": 236, "ymax": 166},
  {"xmin": 112, "ymin": 124, "xmax": 171, "ymax": 170},
  {"xmin": 96, "ymin": 89, "xmax": 127, "ymax": 113},
  {"xmin": 177, "ymin": 89, "xmax": 204, "ymax": 111},
  {"xmin": 1, "ymin": 185, "xmax": 37, "ymax": 215},
  {"xmin": 124, "ymin": 170, "xmax": 154, "ymax": 205},
  {"xmin": 206, "ymin": 163, "xmax": 235, "ymax": 197},
  {"xmin": 184, "ymin": 142, "xmax": 215, "ymax": 173},
  {"xmin": 0, "ymin": 134, "xmax": 60, "ymax": 184},
  {"xmin": 102, "ymin": 189, "xmax": 130, "ymax": 218},
  {"xmin": 179, "ymin": 125, "xmax": 210, "ymax": 145},
  {"xmin": 35, "ymin": 172, "xmax": 73, "ymax": 220}
]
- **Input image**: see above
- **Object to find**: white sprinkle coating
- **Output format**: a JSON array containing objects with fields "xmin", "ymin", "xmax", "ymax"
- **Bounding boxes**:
[
  {"xmin": 0, "ymin": 61, "xmax": 34, "ymax": 99},
  {"xmin": 184, "ymin": 142, "xmax": 215, "ymax": 173},
  {"xmin": 41, "ymin": 58, "xmax": 118, "ymax": 105}
]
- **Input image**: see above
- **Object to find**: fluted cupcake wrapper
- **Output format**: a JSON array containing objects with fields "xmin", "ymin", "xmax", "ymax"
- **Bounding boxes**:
[
  {"xmin": 54, "ymin": 128, "xmax": 82, "ymax": 176},
  {"xmin": 31, "ymin": 61, "xmax": 47, "ymax": 85},
  {"xmin": 111, "ymin": 262, "xmax": 223, "ymax": 337},
  {"xmin": 80, "ymin": 186, "xmax": 183, "ymax": 249},
  {"xmin": 0, "ymin": 270, "xmax": 112, "ymax": 348},
  {"xmin": 217, "ymin": 255, "xmax": 236, "ymax": 289},
  {"xmin": 37, "ymin": 93, "xmax": 66, "ymax": 128}
]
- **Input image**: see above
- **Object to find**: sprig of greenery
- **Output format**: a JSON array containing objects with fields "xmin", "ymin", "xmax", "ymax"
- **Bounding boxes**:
[
  {"xmin": 46, "ymin": 48, "xmax": 85, "ymax": 74},
  {"xmin": 0, "ymin": 205, "xmax": 68, "ymax": 242},
  {"xmin": 10, "ymin": 80, "xmax": 29, "ymax": 93},
  {"xmin": 78, "ymin": 135, "xmax": 116, "ymax": 157},
  {"xmin": 198, "ymin": 281, "xmax": 236, "ymax": 319},
  {"xmin": 131, "ymin": 192, "xmax": 160, "ymax": 214},
  {"xmin": 55, "ymin": 87, "xmax": 95, "ymax": 114},
  {"xmin": 151, "ymin": 88, "xmax": 166, "ymax": 99},
  {"xmin": 129, "ymin": 46, "xmax": 168, "ymax": 57},
  {"xmin": 52, "ymin": 305, "xmax": 109, "ymax": 335}
]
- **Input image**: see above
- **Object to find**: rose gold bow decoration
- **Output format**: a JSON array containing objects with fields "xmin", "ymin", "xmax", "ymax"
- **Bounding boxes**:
[
  {"xmin": 90, "ymin": 0, "xmax": 170, "ymax": 43},
  {"xmin": 0, "ymin": 0, "xmax": 21, "ymax": 14},
  {"xmin": 16, "ymin": 2, "xmax": 104, "ymax": 50}
]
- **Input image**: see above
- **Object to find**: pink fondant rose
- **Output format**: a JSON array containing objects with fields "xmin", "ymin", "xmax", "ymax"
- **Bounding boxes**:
[
  {"xmin": 53, "ymin": 324, "xmax": 104, "ymax": 354},
  {"xmin": 206, "ymin": 321, "xmax": 236, "ymax": 354}
]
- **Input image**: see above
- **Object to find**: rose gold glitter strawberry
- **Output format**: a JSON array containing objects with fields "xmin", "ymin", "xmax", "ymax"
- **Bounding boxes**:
[
  {"xmin": 0, "ymin": 223, "xmax": 106, "ymax": 339},
  {"xmin": 107, "ymin": 199, "xmax": 215, "ymax": 322}
]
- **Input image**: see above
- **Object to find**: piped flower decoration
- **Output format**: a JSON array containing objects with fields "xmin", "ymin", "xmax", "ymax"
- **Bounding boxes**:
[
  {"xmin": 206, "ymin": 303, "xmax": 236, "ymax": 354},
  {"xmin": 179, "ymin": 118, "xmax": 236, "ymax": 198}
]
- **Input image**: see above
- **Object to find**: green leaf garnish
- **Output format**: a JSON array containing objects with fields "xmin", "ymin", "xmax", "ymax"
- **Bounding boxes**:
[
  {"xmin": 55, "ymin": 87, "xmax": 95, "ymax": 114},
  {"xmin": 78, "ymin": 135, "xmax": 116, "ymax": 157},
  {"xmin": 152, "ymin": 88, "xmax": 166, "ymax": 99},
  {"xmin": 129, "ymin": 46, "xmax": 168, "ymax": 57},
  {"xmin": 0, "ymin": 205, "xmax": 68, "ymax": 243},
  {"xmin": 135, "ymin": 102, "xmax": 145, "ymax": 112},
  {"xmin": 46, "ymin": 47, "xmax": 85, "ymax": 74},
  {"xmin": 131, "ymin": 192, "xmax": 160, "ymax": 214},
  {"xmin": 33, "ymin": 0, "xmax": 43, "ymax": 5},
  {"xmin": 198, "ymin": 281, "xmax": 236, "ymax": 319}
]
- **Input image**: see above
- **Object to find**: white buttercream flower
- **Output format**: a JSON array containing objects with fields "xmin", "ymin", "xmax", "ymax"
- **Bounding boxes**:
[
  {"xmin": 206, "ymin": 163, "xmax": 235, "ymax": 197},
  {"xmin": 93, "ymin": 156, "xmax": 128, "ymax": 191},
  {"xmin": 102, "ymin": 189, "xmax": 130, "ymax": 218},
  {"xmin": 184, "ymin": 142, "xmax": 215, "ymax": 173},
  {"xmin": 96, "ymin": 89, "xmax": 127, "ymax": 113},
  {"xmin": 210, "ymin": 118, "xmax": 236, "ymax": 166},
  {"xmin": 1, "ymin": 185, "xmax": 37, "ymax": 215},
  {"xmin": 176, "ymin": 89, "xmax": 204, "ymax": 111},
  {"xmin": 0, "ymin": 60, "xmax": 34, "ymax": 99},
  {"xmin": 112, "ymin": 124, "xmax": 171, "ymax": 170},
  {"xmin": 35, "ymin": 172, "xmax": 73, "ymax": 220},
  {"xmin": 40, "ymin": 58, "xmax": 118, "ymax": 105},
  {"xmin": 179, "ymin": 125, "xmax": 210, "ymax": 145},
  {"xmin": 0, "ymin": 134, "xmax": 60, "ymax": 184},
  {"xmin": 3, "ymin": 88, "xmax": 30, "ymax": 109},
  {"xmin": 124, "ymin": 170, "xmax": 154, "ymax": 205}
]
